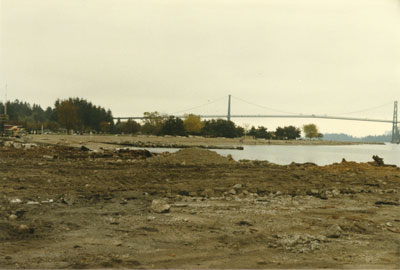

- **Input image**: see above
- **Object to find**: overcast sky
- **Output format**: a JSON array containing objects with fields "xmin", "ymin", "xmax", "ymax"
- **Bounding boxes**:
[{"xmin": 1, "ymin": 0, "xmax": 399, "ymax": 136}]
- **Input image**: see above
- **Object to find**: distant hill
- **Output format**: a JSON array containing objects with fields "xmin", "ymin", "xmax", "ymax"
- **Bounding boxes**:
[{"xmin": 323, "ymin": 133, "xmax": 391, "ymax": 143}]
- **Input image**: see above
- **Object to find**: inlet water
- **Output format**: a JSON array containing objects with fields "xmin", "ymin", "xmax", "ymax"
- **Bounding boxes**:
[{"xmin": 130, "ymin": 143, "xmax": 400, "ymax": 166}]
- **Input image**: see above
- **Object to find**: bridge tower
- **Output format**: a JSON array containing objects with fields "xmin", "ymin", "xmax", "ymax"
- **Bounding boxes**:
[
  {"xmin": 392, "ymin": 101, "xmax": 399, "ymax": 143},
  {"xmin": 227, "ymin": 94, "xmax": 231, "ymax": 121}
]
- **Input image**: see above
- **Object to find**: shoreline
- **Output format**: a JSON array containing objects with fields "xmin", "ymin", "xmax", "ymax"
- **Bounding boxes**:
[{"xmin": 22, "ymin": 134, "xmax": 384, "ymax": 151}]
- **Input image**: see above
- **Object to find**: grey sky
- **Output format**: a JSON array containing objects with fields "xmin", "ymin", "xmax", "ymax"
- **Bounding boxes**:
[{"xmin": 1, "ymin": 0, "xmax": 399, "ymax": 136}]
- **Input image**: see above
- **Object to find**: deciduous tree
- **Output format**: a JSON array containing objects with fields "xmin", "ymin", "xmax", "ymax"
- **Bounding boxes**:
[
  {"xmin": 183, "ymin": 114, "xmax": 204, "ymax": 135},
  {"xmin": 303, "ymin": 124, "xmax": 319, "ymax": 139},
  {"xmin": 55, "ymin": 100, "xmax": 79, "ymax": 133},
  {"xmin": 141, "ymin": 111, "xmax": 166, "ymax": 135}
]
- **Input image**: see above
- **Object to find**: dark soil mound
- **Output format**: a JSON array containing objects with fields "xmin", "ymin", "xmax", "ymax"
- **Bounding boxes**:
[{"xmin": 150, "ymin": 148, "xmax": 234, "ymax": 165}]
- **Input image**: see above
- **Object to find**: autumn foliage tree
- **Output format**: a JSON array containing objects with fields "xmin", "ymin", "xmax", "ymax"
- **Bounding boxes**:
[
  {"xmin": 183, "ymin": 114, "xmax": 204, "ymax": 135},
  {"xmin": 302, "ymin": 123, "xmax": 320, "ymax": 139},
  {"xmin": 55, "ymin": 100, "xmax": 79, "ymax": 132}
]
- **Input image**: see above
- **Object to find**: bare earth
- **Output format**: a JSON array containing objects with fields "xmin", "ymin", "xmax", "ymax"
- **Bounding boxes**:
[{"xmin": 0, "ymin": 136, "xmax": 399, "ymax": 269}]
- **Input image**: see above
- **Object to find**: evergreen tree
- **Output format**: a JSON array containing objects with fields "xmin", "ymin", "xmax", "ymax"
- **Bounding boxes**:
[{"xmin": 161, "ymin": 116, "xmax": 186, "ymax": 136}]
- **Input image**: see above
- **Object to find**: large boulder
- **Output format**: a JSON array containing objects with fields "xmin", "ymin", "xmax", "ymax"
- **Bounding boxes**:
[{"xmin": 151, "ymin": 199, "xmax": 170, "ymax": 213}]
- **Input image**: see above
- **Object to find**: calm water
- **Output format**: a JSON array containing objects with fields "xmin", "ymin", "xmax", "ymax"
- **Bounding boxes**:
[{"xmin": 130, "ymin": 143, "xmax": 400, "ymax": 166}]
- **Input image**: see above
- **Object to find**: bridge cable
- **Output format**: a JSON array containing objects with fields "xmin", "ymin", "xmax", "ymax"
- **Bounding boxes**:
[
  {"xmin": 336, "ymin": 102, "xmax": 393, "ymax": 116},
  {"xmin": 231, "ymin": 95, "xmax": 299, "ymax": 115},
  {"xmin": 170, "ymin": 95, "xmax": 227, "ymax": 115}
]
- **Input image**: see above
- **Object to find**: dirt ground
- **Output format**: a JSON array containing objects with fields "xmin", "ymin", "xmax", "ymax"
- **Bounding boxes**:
[{"xmin": 0, "ymin": 137, "xmax": 399, "ymax": 269}]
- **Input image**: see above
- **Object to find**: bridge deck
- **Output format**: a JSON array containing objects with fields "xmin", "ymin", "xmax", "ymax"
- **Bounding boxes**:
[{"xmin": 114, "ymin": 114, "xmax": 396, "ymax": 124}]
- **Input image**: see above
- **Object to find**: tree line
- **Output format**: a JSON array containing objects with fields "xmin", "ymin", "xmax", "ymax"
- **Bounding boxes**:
[
  {"xmin": 323, "ymin": 133, "xmax": 391, "ymax": 143},
  {"xmin": 0, "ymin": 98, "xmax": 113, "ymax": 133},
  {"xmin": 116, "ymin": 112, "xmax": 322, "ymax": 139},
  {"xmin": 0, "ymin": 98, "xmax": 322, "ymax": 139}
]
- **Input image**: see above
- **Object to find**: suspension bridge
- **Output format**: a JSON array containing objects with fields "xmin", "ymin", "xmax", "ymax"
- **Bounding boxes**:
[{"xmin": 114, "ymin": 95, "xmax": 400, "ymax": 143}]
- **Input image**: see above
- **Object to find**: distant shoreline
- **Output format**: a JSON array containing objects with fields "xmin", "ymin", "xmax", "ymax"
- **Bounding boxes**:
[{"xmin": 22, "ymin": 134, "xmax": 384, "ymax": 151}]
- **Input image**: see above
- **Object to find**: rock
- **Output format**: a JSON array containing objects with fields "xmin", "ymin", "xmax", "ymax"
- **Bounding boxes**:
[
  {"xmin": 326, "ymin": 224, "xmax": 342, "ymax": 238},
  {"xmin": 4, "ymin": 141, "xmax": 13, "ymax": 147},
  {"xmin": 81, "ymin": 145, "xmax": 90, "ymax": 151},
  {"xmin": 228, "ymin": 189, "xmax": 236, "ymax": 195},
  {"xmin": 13, "ymin": 143, "xmax": 22, "ymax": 149},
  {"xmin": 387, "ymin": 227, "xmax": 400, "ymax": 233},
  {"xmin": 43, "ymin": 155, "xmax": 55, "ymax": 160},
  {"xmin": 10, "ymin": 198, "xmax": 22, "ymax": 204},
  {"xmin": 237, "ymin": 220, "xmax": 253, "ymax": 226},
  {"xmin": 331, "ymin": 189, "xmax": 340, "ymax": 197},
  {"xmin": 233, "ymin": 184, "xmax": 243, "ymax": 190},
  {"xmin": 19, "ymin": 224, "xmax": 29, "ymax": 231},
  {"xmin": 307, "ymin": 189, "xmax": 327, "ymax": 200},
  {"xmin": 372, "ymin": 155, "xmax": 384, "ymax": 166},
  {"xmin": 274, "ymin": 234, "xmax": 326, "ymax": 253},
  {"xmin": 375, "ymin": 201, "xmax": 399, "ymax": 206},
  {"xmin": 24, "ymin": 143, "xmax": 37, "ymax": 149},
  {"xmin": 178, "ymin": 190, "xmax": 190, "ymax": 196},
  {"xmin": 319, "ymin": 193, "xmax": 328, "ymax": 200},
  {"xmin": 151, "ymin": 199, "xmax": 170, "ymax": 213},
  {"xmin": 26, "ymin": 201, "xmax": 40, "ymax": 205},
  {"xmin": 9, "ymin": 214, "xmax": 18, "ymax": 220},
  {"xmin": 15, "ymin": 210, "xmax": 26, "ymax": 218},
  {"xmin": 18, "ymin": 224, "xmax": 34, "ymax": 233}
]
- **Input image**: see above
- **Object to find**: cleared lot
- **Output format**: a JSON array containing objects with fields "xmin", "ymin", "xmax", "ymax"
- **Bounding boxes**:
[{"xmin": 0, "ymin": 139, "xmax": 399, "ymax": 268}]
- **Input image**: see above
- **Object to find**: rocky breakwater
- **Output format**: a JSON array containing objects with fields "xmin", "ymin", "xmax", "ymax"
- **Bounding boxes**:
[{"xmin": 105, "ymin": 140, "xmax": 244, "ymax": 150}]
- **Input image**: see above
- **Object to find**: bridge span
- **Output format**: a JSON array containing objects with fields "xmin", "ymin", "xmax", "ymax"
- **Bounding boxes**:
[
  {"xmin": 113, "ymin": 95, "xmax": 400, "ymax": 143},
  {"xmin": 114, "ymin": 114, "xmax": 397, "ymax": 124}
]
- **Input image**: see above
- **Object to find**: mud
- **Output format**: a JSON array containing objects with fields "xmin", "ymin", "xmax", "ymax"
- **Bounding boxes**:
[{"xmin": 0, "ymin": 140, "xmax": 399, "ymax": 268}]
